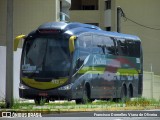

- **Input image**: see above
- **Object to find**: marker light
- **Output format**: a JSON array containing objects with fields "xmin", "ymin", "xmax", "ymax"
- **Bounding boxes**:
[{"xmin": 38, "ymin": 29, "xmax": 61, "ymax": 34}]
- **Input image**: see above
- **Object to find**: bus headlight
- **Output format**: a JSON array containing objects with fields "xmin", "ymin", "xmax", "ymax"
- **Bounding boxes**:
[
  {"xmin": 58, "ymin": 83, "xmax": 73, "ymax": 90},
  {"xmin": 19, "ymin": 83, "xmax": 27, "ymax": 90}
]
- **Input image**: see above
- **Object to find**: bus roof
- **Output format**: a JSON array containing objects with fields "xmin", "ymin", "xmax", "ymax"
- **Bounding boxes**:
[
  {"xmin": 66, "ymin": 27, "xmax": 141, "ymax": 41},
  {"xmin": 38, "ymin": 22, "xmax": 101, "ymax": 31},
  {"xmin": 35, "ymin": 22, "xmax": 140, "ymax": 41}
]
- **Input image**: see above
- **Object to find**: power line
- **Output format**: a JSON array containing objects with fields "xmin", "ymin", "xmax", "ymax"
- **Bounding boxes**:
[
  {"xmin": 119, "ymin": 7, "xmax": 160, "ymax": 31},
  {"xmin": 125, "ymin": 17, "xmax": 160, "ymax": 30}
]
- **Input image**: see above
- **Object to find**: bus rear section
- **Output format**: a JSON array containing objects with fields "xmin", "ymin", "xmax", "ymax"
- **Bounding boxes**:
[{"xmin": 69, "ymin": 33, "xmax": 143, "ymax": 103}]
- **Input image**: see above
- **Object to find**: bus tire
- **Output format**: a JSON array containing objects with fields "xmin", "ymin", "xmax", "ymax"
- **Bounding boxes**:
[
  {"xmin": 120, "ymin": 85, "xmax": 127, "ymax": 103},
  {"xmin": 81, "ymin": 87, "xmax": 89, "ymax": 104},
  {"xmin": 34, "ymin": 97, "xmax": 46, "ymax": 105},
  {"xmin": 128, "ymin": 84, "xmax": 133, "ymax": 99},
  {"xmin": 34, "ymin": 98, "xmax": 41, "ymax": 105},
  {"xmin": 46, "ymin": 99, "xmax": 49, "ymax": 103},
  {"xmin": 75, "ymin": 99, "xmax": 82, "ymax": 104},
  {"xmin": 75, "ymin": 86, "xmax": 90, "ymax": 104}
]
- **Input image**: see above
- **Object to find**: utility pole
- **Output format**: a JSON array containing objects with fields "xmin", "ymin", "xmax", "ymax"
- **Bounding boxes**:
[
  {"xmin": 60, "ymin": 0, "xmax": 63, "ymax": 21},
  {"xmin": 6, "ymin": 0, "xmax": 14, "ymax": 108},
  {"xmin": 117, "ymin": 6, "xmax": 121, "ymax": 33}
]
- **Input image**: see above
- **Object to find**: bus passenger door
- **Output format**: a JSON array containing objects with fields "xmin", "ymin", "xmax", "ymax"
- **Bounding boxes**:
[{"xmin": 71, "ymin": 34, "xmax": 92, "ymax": 98}]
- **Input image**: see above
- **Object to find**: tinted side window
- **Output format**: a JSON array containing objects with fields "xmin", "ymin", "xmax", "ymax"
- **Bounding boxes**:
[
  {"xmin": 126, "ymin": 39, "xmax": 140, "ymax": 57},
  {"xmin": 134, "ymin": 41, "xmax": 141, "ymax": 57},
  {"xmin": 127, "ymin": 40, "xmax": 135, "ymax": 57},
  {"xmin": 92, "ymin": 35, "xmax": 115, "ymax": 55},
  {"xmin": 77, "ymin": 35, "xmax": 92, "ymax": 67},
  {"xmin": 103, "ymin": 37, "xmax": 115, "ymax": 55},
  {"xmin": 78, "ymin": 35, "xmax": 92, "ymax": 52},
  {"xmin": 92, "ymin": 35, "xmax": 104, "ymax": 54},
  {"xmin": 117, "ymin": 39, "xmax": 128, "ymax": 56}
]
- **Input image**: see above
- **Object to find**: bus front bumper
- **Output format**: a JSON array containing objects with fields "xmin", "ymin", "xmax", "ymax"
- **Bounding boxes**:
[{"xmin": 19, "ymin": 83, "xmax": 73, "ymax": 100}]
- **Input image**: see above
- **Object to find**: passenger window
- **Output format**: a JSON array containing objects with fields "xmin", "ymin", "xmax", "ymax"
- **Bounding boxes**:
[
  {"xmin": 117, "ymin": 39, "xmax": 128, "ymax": 56},
  {"xmin": 78, "ymin": 35, "xmax": 91, "ymax": 52},
  {"xmin": 92, "ymin": 35, "xmax": 104, "ymax": 54},
  {"xmin": 126, "ymin": 39, "xmax": 140, "ymax": 57},
  {"xmin": 127, "ymin": 40, "xmax": 135, "ymax": 57},
  {"xmin": 75, "ymin": 35, "xmax": 91, "ymax": 70},
  {"xmin": 103, "ymin": 37, "xmax": 115, "ymax": 55},
  {"xmin": 134, "ymin": 41, "xmax": 140, "ymax": 57},
  {"xmin": 92, "ymin": 35, "xmax": 115, "ymax": 55}
]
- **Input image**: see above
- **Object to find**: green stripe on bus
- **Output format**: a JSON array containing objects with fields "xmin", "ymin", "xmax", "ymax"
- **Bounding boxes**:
[{"xmin": 78, "ymin": 66, "xmax": 139, "ymax": 75}]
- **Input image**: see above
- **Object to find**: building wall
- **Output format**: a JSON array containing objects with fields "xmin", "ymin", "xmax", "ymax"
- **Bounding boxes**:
[
  {"xmin": 70, "ymin": 11, "xmax": 101, "ymax": 24},
  {"xmin": 112, "ymin": 0, "xmax": 160, "ymax": 75},
  {"xmin": 70, "ymin": 0, "xmax": 105, "ymax": 29},
  {"xmin": 0, "ymin": 0, "xmax": 61, "ymax": 100},
  {"xmin": 143, "ymin": 72, "xmax": 160, "ymax": 100},
  {"xmin": 111, "ymin": 0, "xmax": 160, "ymax": 100},
  {"xmin": 70, "ymin": 0, "xmax": 160, "ymax": 75},
  {"xmin": 70, "ymin": 0, "xmax": 160, "ymax": 100},
  {"xmin": 0, "ymin": 0, "xmax": 60, "ymax": 46},
  {"xmin": 14, "ymin": 0, "xmax": 60, "ymax": 46}
]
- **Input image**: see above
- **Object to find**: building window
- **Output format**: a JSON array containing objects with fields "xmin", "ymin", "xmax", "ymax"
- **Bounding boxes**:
[
  {"xmin": 106, "ymin": 27, "xmax": 111, "ymax": 31},
  {"xmin": 82, "ymin": 5, "xmax": 95, "ymax": 10},
  {"xmin": 70, "ymin": 0, "xmax": 98, "ymax": 10},
  {"xmin": 86, "ymin": 23, "xmax": 99, "ymax": 26},
  {"xmin": 105, "ymin": 0, "xmax": 111, "ymax": 10}
]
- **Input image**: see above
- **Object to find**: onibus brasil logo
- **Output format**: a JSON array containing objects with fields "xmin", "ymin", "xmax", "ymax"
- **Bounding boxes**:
[{"xmin": 1, "ymin": 112, "xmax": 42, "ymax": 118}]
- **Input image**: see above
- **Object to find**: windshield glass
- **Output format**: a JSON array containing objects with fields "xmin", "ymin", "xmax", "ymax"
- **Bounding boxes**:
[{"xmin": 21, "ymin": 36, "xmax": 71, "ymax": 79}]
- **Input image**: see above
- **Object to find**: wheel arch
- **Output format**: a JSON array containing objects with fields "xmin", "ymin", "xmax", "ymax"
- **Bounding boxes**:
[
  {"xmin": 122, "ymin": 82, "xmax": 127, "ymax": 97},
  {"xmin": 128, "ymin": 83, "xmax": 133, "ymax": 98},
  {"xmin": 84, "ymin": 82, "xmax": 91, "ymax": 98}
]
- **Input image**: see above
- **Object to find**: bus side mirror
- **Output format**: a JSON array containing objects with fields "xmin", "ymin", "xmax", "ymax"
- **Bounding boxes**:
[
  {"xmin": 14, "ymin": 35, "xmax": 26, "ymax": 51},
  {"xmin": 69, "ymin": 36, "xmax": 76, "ymax": 54}
]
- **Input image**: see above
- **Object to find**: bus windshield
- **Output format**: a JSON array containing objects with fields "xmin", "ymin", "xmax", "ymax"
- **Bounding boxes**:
[{"xmin": 21, "ymin": 36, "xmax": 71, "ymax": 79}]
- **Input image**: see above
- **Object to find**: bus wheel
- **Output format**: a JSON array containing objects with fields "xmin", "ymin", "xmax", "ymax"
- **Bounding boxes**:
[
  {"xmin": 34, "ymin": 98, "xmax": 46, "ymax": 105},
  {"xmin": 83, "ymin": 85, "xmax": 94, "ymax": 104},
  {"xmin": 120, "ymin": 85, "xmax": 127, "ymax": 103},
  {"xmin": 82, "ymin": 87, "xmax": 89, "ymax": 104},
  {"xmin": 75, "ymin": 99, "xmax": 82, "ymax": 104},
  {"xmin": 46, "ymin": 99, "xmax": 49, "ymax": 103},
  {"xmin": 128, "ymin": 85, "xmax": 133, "ymax": 99},
  {"xmin": 75, "ymin": 87, "xmax": 90, "ymax": 104}
]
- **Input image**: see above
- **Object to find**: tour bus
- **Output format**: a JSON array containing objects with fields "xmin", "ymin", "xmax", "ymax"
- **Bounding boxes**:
[{"xmin": 14, "ymin": 22, "xmax": 143, "ymax": 104}]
